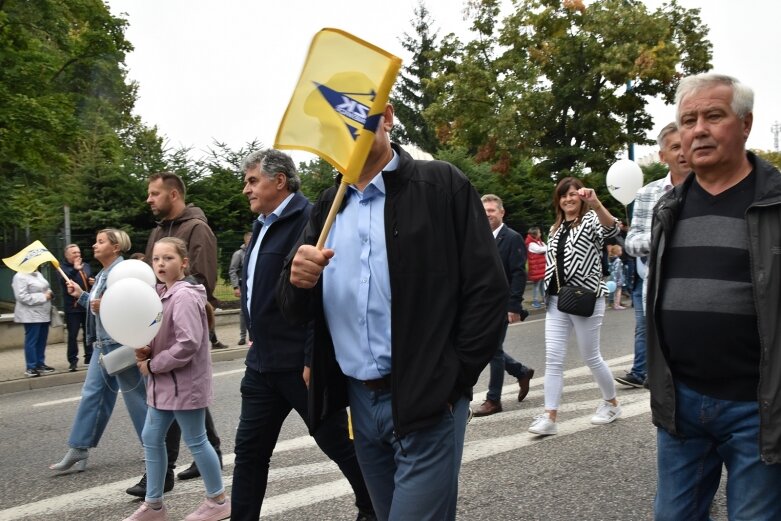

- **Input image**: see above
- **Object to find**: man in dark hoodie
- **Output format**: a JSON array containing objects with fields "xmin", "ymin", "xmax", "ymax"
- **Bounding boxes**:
[{"xmin": 125, "ymin": 172, "xmax": 224, "ymax": 497}]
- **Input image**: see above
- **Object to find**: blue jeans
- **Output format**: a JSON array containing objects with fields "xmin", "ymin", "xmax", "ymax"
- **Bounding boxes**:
[
  {"xmin": 531, "ymin": 280, "xmax": 545, "ymax": 304},
  {"xmin": 347, "ymin": 378, "xmax": 468, "ymax": 521},
  {"xmin": 68, "ymin": 343, "xmax": 147, "ymax": 449},
  {"xmin": 487, "ymin": 321, "xmax": 531, "ymax": 402},
  {"xmin": 23, "ymin": 322, "xmax": 49, "ymax": 369},
  {"xmin": 655, "ymin": 382, "xmax": 781, "ymax": 521},
  {"xmin": 629, "ymin": 277, "xmax": 646, "ymax": 380},
  {"xmin": 231, "ymin": 369, "xmax": 371, "ymax": 520},
  {"xmin": 143, "ymin": 407, "xmax": 224, "ymax": 502}
]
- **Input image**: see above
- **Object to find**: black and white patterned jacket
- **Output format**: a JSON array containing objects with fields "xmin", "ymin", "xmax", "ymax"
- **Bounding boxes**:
[{"xmin": 544, "ymin": 210, "xmax": 619, "ymax": 297}]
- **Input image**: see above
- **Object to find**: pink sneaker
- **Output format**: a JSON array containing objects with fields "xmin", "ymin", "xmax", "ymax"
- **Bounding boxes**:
[
  {"xmin": 184, "ymin": 497, "xmax": 231, "ymax": 521},
  {"xmin": 123, "ymin": 502, "xmax": 168, "ymax": 521}
]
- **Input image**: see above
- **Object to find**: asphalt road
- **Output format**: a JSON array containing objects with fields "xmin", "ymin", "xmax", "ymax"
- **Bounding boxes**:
[{"xmin": 0, "ymin": 308, "xmax": 729, "ymax": 520}]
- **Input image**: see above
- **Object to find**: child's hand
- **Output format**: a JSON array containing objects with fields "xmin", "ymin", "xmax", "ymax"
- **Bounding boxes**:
[
  {"xmin": 138, "ymin": 359, "xmax": 151, "ymax": 376},
  {"xmin": 135, "ymin": 346, "xmax": 151, "ymax": 361}
]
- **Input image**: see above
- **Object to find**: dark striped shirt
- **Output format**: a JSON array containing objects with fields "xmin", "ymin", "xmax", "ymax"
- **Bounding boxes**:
[{"xmin": 659, "ymin": 171, "xmax": 760, "ymax": 401}]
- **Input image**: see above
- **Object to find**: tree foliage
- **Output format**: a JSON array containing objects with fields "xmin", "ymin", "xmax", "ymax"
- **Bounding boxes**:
[
  {"xmin": 390, "ymin": 1, "xmax": 442, "ymax": 155},
  {"xmin": 754, "ymin": 149, "xmax": 781, "ymax": 171},
  {"xmin": 422, "ymin": 0, "xmax": 712, "ymax": 180},
  {"xmin": 0, "ymin": 0, "xmax": 144, "ymax": 239}
]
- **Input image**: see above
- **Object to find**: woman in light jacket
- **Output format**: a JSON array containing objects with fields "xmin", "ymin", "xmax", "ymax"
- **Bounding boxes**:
[
  {"xmin": 528, "ymin": 177, "xmax": 622, "ymax": 436},
  {"xmin": 12, "ymin": 269, "xmax": 54, "ymax": 378},
  {"xmin": 49, "ymin": 228, "xmax": 147, "ymax": 472}
]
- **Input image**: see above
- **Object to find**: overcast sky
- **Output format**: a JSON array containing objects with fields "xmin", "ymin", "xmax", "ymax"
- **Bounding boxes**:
[{"xmin": 106, "ymin": 0, "xmax": 781, "ymax": 166}]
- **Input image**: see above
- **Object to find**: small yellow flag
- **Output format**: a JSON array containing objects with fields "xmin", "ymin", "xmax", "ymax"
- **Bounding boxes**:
[
  {"xmin": 2, "ymin": 240, "xmax": 58, "ymax": 273},
  {"xmin": 275, "ymin": 28, "xmax": 402, "ymax": 184}
]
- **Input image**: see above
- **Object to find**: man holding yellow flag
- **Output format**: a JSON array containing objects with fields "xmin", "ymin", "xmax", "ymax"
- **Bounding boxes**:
[{"xmin": 277, "ymin": 103, "xmax": 508, "ymax": 520}]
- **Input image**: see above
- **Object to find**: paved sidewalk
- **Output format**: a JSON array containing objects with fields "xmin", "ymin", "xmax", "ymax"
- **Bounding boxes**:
[{"xmin": 0, "ymin": 319, "xmax": 249, "ymax": 396}]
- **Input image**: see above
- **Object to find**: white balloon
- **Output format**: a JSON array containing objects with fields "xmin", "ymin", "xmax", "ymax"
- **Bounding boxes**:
[
  {"xmin": 606, "ymin": 280, "xmax": 617, "ymax": 293},
  {"xmin": 100, "ymin": 277, "xmax": 163, "ymax": 347},
  {"xmin": 606, "ymin": 159, "xmax": 644, "ymax": 206},
  {"xmin": 107, "ymin": 259, "xmax": 156, "ymax": 288}
]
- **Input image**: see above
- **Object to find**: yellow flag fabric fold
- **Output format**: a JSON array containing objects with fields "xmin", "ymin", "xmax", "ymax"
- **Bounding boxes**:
[
  {"xmin": 275, "ymin": 28, "xmax": 402, "ymax": 184},
  {"xmin": 2, "ymin": 240, "xmax": 58, "ymax": 273}
]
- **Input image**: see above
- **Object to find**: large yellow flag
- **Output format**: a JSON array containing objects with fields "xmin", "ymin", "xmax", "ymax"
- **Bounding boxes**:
[
  {"xmin": 2, "ymin": 240, "xmax": 59, "ymax": 273},
  {"xmin": 275, "ymin": 28, "xmax": 402, "ymax": 184}
]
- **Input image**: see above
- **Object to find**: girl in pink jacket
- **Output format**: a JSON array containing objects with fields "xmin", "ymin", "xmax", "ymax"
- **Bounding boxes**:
[{"xmin": 124, "ymin": 237, "xmax": 230, "ymax": 521}]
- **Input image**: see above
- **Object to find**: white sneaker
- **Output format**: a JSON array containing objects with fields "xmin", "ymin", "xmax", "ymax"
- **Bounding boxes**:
[
  {"xmin": 591, "ymin": 401, "xmax": 622, "ymax": 425},
  {"xmin": 528, "ymin": 413, "xmax": 557, "ymax": 435}
]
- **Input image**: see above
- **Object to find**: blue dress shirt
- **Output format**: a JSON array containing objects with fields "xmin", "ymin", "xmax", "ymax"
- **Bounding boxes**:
[{"xmin": 322, "ymin": 152, "xmax": 399, "ymax": 380}]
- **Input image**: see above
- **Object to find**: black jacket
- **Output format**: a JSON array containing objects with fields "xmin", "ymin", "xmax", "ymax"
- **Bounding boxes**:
[
  {"xmin": 242, "ymin": 192, "xmax": 312, "ymax": 373},
  {"xmin": 277, "ymin": 144, "xmax": 508, "ymax": 436},
  {"xmin": 647, "ymin": 152, "xmax": 781, "ymax": 463},
  {"xmin": 495, "ymin": 225, "xmax": 527, "ymax": 314},
  {"xmin": 60, "ymin": 261, "xmax": 92, "ymax": 314}
]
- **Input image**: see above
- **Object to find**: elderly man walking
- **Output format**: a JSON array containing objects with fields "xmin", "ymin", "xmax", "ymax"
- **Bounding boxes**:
[{"xmin": 647, "ymin": 73, "xmax": 781, "ymax": 520}]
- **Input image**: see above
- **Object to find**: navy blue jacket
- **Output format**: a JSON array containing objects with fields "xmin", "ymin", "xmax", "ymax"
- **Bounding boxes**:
[
  {"xmin": 242, "ymin": 191, "xmax": 312, "ymax": 373},
  {"xmin": 495, "ymin": 225, "xmax": 527, "ymax": 315}
]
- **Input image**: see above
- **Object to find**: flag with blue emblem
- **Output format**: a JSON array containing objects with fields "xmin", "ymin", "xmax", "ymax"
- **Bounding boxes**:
[
  {"xmin": 275, "ymin": 28, "xmax": 402, "ymax": 185},
  {"xmin": 3, "ymin": 240, "xmax": 59, "ymax": 273}
]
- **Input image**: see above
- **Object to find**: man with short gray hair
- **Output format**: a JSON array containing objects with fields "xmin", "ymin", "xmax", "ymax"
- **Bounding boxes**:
[
  {"xmin": 647, "ymin": 73, "xmax": 781, "ymax": 520},
  {"xmin": 618, "ymin": 122, "xmax": 689, "ymax": 389},
  {"xmin": 231, "ymin": 149, "xmax": 374, "ymax": 521},
  {"xmin": 60, "ymin": 243, "xmax": 93, "ymax": 371}
]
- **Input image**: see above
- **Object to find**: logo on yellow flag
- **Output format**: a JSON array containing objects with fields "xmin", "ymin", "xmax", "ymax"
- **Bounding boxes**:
[
  {"xmin": 2, "ymin": 240, "xmax": 58, "ymax": 273},
  {"xmin": 275, "ymin": 28, "xmax": 402, "ymax": 184}
]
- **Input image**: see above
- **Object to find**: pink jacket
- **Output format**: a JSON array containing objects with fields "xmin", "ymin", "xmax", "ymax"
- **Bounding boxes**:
[{"xmin": 147, "ymin": 280, "xmax": 213, "ymax": 410}]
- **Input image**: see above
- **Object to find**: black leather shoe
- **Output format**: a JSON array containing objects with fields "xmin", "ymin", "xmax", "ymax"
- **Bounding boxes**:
[
  {"xmin": 518, "ymin": 368, "xmax": 535, "ymax": 402},
  {"xmin": 237, "ymin": 338, "xmax": 246, "ymax": 346},
  {"xmin": 125, "ymin": 471, "xmax": 174, "ymax": 497},
  {"xmin": 177, "ymin": 461, "xmax": 200, "ymax": 480},
  {"xmin": 356, "ymin": 509, "xmax": 378, "ymax": 521}
]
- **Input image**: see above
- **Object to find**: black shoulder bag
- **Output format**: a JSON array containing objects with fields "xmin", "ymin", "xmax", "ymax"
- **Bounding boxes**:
[{"xmin": 553, "ymin": 248, "xmax": 597, "ymax": 317}]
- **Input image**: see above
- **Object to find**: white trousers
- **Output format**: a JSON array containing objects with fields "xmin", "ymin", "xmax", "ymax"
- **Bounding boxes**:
[{"xmin": 543, "ymin": 296, "xmax": 616, "ymax": 411}]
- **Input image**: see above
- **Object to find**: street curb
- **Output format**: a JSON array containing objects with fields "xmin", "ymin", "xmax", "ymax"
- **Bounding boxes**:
[{"xmin": 0, "ymin": 346, "xmax": 249, "ymax": 396}]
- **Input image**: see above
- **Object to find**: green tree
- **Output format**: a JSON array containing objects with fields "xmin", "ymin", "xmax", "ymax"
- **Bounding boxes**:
[
  {"xmin": 0, "ymin": 0, "xmax": 163, "ymax": 243},
  {"xmin": 390, "ymin": 1, "xmax": 441, "ymax": 154},
  {"xmin": 425, "ymin": 0, "xmax": 712, "ymax": 179},
  {"xmin": 755, "ymin": 149, "xmax": 781, "ymax": 171},
  {"xmin": 298, "ymin": 157, "xmax": 338, "ymax": 201}
]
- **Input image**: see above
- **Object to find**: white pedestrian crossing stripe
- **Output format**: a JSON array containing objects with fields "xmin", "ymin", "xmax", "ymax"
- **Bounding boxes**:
[{"xmin": 0, "ymin": 354, "xmax": 649, "ymax": 520}]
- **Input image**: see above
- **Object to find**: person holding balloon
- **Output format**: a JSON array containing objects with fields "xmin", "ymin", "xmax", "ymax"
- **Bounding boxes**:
[
  {"xmin": 49, "ymin": 228, "xmax": 149, "ymax": 473},
  {"xmin": 528, "ymin": 178, "xmax": 622, "ymax": 436},
  {"xmin": 123, "ymin": 237, "xmax": 230, "ymax": 521}
]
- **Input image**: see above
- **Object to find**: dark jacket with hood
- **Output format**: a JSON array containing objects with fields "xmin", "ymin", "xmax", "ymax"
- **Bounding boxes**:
[
  {"xmin": 146, "ymin": 204, "xmax": 218, "ymax": 306},
  {"xmin": 276, "ymin": 144, "xmax": 508, "ymax": 437},
  {"xmin": 647, "ymin": 152, "xmax": 781, "ymax": 463}
]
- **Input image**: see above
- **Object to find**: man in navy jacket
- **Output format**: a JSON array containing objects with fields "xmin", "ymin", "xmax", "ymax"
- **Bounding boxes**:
[
  {"xmin": 230, "ymin": 149, "xmax": 374, "ymax": 521},
  {"xmin": 472, "ymin": 194, "xmax": 534, "ymax": 417}
]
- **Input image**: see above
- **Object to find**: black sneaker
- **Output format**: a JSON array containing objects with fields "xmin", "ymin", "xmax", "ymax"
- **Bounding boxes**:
[
  {"xmin": 177, "ymin": 461, "xmax": 200, "ymax": 480},
  {"xmin": 25, "ymin": 368, "xmax": 40, "ymax": 378},
  {"xmin": 615, "ymin": 372, "xmax": 646, "ymax": 388},
  {"xmin": 125, "ymin": 471, "xmax": 174, "ymax": 497},
  {"xmin": 36, "ymin": 364, "xmax": 55, "ymax": 374},
  {"xmin": 211, "ymin": 341, "xmax": 228, "ymax": 350}
]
